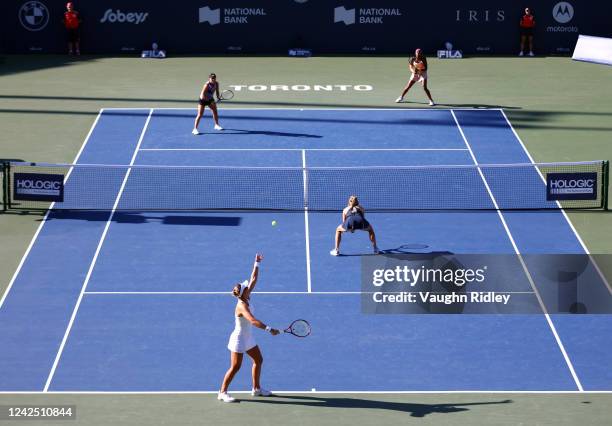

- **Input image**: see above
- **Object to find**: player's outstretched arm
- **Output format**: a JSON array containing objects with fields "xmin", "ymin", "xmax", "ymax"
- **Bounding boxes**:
[{"xmin": 247, "ymin": 253, "xmax": 263, "ymax": 292}]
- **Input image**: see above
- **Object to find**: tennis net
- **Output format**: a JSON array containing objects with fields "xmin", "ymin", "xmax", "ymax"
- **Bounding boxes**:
[{"xmin": 1, "ymin": 160, "xmax": 609, "ymax": 212}]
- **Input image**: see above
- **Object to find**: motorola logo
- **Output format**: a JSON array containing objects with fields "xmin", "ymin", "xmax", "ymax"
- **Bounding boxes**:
[{"xmin": 553, "ymin": 2, "xmax": 574, "ymax": 24}]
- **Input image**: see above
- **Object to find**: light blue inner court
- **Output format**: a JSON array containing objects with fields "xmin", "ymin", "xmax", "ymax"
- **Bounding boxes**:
[{"xmin": 0, "ymin": 108, "xmax": 610, "ymax": 392}]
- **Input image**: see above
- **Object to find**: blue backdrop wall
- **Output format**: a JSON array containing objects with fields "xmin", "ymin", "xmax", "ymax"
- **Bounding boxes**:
[{"xmin": 3, "ymin": 1, "xmax": 610, "ymax": 55}]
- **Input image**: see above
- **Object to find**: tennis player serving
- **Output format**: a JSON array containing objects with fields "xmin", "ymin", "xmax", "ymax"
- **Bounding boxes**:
[
  {"xmin": 395, "ymin": 48, "xmax": 435, "ymax": 106},
  {"xmin": 330, "ymin": 195, "xmax": 379, "ymax": 256},
  {"xmin": 193, "ymin": 73, "xmax": 224, "ymax": 135},
  {"xmin": 218, "ymin": 253, "xmax": 280, "ymax": 403}
]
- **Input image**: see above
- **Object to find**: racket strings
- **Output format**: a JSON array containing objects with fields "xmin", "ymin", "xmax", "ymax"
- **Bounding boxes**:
[
  {"xmin": 220, "ymin": 89, "xmax": 234, "ymax": 100},
  {"xmin": 289, "ymin": 320, "xmax": 311, "ymax": 337}
]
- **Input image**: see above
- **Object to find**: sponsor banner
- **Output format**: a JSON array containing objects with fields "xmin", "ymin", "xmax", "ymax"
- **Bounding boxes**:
[
  {"xmin": 289, "ymin": 48, "xmax": 312, "ymax": 57},
  {"xmin": 5, "ymin": 0, "xmax": 611, "ymax": 54},
  {"xmin": 13, "ymin": 173, "xmax": 64, "ymax": 202},
  {"xmin": 546, "ymin": 172, "xmax": 597, "ymax": 200},
  {"xmin": 228, "ymin": 84, "xmax": 373, "ymax": 92},
  {"xmin": 437, "ymin": 50, "xmax": 463, "ymax": 59},
  {"xmin": 18, "ymin": 1, "xmax": 50, "ymax": 32},
  {"xmin": 361, "ymin": 254, "xmax": 612, "ymax": 314},
  {"xmin": 198, "ymin": 6, "xmax": 267, "ymax": 25}
]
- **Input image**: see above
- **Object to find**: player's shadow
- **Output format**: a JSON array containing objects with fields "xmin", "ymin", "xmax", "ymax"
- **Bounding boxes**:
[
  {"xmin": 242, "ymin": 395, "xmax": 512, "ymax": 418},
  {"xmin": 219, "ymin": 128, "xmax": 322, "ymax": 138},
  {"xmin": 225, "ymin": 129, "xmax": 323, "ymax": 139},
  {"xmin": 380, "ymin": 246, "xmax": 457, "ymax": 257},
  {"xmin": 333, "ymin": 246, "xmax": 449, "ymax": 257},
  {"xmin": 436, "ymin": 103, "xmax": 521, "ymax": 109}
]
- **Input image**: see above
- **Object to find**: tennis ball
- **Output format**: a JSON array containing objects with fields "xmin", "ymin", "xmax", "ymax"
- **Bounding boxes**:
[{"xmin": 271, "ymin": 220, "xmax": 277, "ymax": 226}]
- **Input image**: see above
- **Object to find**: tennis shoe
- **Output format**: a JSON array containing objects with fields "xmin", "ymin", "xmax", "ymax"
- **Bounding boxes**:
[
  {"xmin": 217, "ymin": 392, "xmax": 237, "ymax": 403},
  {"xmin": 373, "ymin": 246, "xmax": 380, "ymax": 254},
  {"xmin": 395, "ymin": 97, "xmax": 403, "ymax": 103},
  {"xmin": 192, "ymin": 128, "xmax": 200, "ymax": 135},
  {"xmin": 252, "ymin": 388, "xmax": 273, "ymax": 397},
  {"xmin": 519, "ymin": 51, "xmax": 524, "ymax": 56},
  {"xmin": 528, "ymin": 51, "xmax": 534, "ymax": 57},
  {"xmin": 330, "ymin": 249, "xmax": 339, "ymax": 256},
  {"xmin": 214, "ymin": 124, "xmax": 224, "ymax": 131},
  {"xmin": 429, "ymin": 101, "xmax": 435, "ymax": 106}
]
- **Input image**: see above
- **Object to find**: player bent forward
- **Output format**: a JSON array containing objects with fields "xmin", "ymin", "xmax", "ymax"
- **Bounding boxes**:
[
  {"xmin": 330, "ymin": 195, "xmax": 379, "ymax": 256},
  {"xmin": 218, "ymin": 253, "xmax": 280, "ymax": 403}
]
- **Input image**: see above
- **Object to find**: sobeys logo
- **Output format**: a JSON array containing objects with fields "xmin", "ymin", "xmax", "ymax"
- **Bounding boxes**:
[{"xmin": 100, "ymin": 9, "xmax": 149, "ymax": 24}]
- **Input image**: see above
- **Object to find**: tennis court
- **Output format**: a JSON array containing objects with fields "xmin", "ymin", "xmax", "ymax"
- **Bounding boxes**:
[{"xmin": 1, "ymin": 107, "xmax": 610, "ymax": 394}]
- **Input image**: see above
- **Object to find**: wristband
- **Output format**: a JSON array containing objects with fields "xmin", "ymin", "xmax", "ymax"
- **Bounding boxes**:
[
  {"xmin": 254, "ymin": 261, "xmax": 260, "ymax": 268},
  {"xmin": 265, "ymin": 326, "xmax": 271, "ymax": 332}
]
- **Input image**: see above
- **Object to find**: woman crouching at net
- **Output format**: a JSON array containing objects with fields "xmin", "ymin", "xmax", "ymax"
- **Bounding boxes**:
[
  {"xmin": 218, "ymin": 253, "xmax": 280, "ymax": 403},
  {"xmin": 330, "ymin": 195, "xmax": 379, "ymax": 256}
]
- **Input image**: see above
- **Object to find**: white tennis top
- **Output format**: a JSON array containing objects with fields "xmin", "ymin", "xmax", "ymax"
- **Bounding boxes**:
[
  {"xmin": 233, "ymin": 305, "xmax": 253, "ymax": 336},
  {"xmin": 227, "ymin": 298, "xmax": 257, "ymax": 353}
]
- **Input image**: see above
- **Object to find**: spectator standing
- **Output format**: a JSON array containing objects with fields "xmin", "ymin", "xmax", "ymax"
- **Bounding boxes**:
[
  {"xmin": 63, "ymin": 2, "xmax": 81, "ymax": 55},
  {"xmin": 519, "ymin": 7, "xmax": 535, "ymax": 57}
]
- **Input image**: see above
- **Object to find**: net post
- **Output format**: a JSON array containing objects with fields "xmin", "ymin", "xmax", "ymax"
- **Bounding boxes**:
[{"xmin": 603, "ymin": 160, "xmax": 610, "ymax": 211}]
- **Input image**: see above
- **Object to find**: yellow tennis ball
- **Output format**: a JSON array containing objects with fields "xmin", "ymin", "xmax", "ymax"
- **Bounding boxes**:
[{"xmin": 271, "ymin": 220, "xmax": 277, "ymax": 226}]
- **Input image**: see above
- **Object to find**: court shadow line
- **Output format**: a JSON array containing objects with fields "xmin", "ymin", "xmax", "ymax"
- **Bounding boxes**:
[
  {"xmin": 240, "ymin": 395, "xmax": 513, "ymax": 418},
  {"xmin": 40, "ymin": 211, "xmax": 242, "ymax": 226}
]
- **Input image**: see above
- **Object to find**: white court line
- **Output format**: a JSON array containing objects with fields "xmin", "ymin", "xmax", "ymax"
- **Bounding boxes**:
[
  {"xmin": 84, "ymin": 291, "xmax": 359, "ymax": 295},
  {"xmin": 302, "ymin": 150, "xmax": 312, "ymax": 293},
  {"xmin": 1, "ymin": 390, "xmax": 610, "ymax": 395},
  {"xmin": 499, "ymin": 109, "xmax": 612, "ymax": 296},
  {"xmin": 105, "ymin": 107, "xmax": 505, "ymax": 111},
  {"xmin": 83, "ymin": 291, "xmax": 535, "ymax": 295},
  {"xmin": 0, "ymin": 109, "xmax": 105, "ymax": 311},
  {"xmin": 139, "ymin": 148, "xmax": 469, "ymax": 152},
  {"xmin": 451, "ymin": 110, "xmax": 584, "ymax": 392},
  {"xmin": 43, "ymin": 109, "xmax": 154, "ymax": 392}
]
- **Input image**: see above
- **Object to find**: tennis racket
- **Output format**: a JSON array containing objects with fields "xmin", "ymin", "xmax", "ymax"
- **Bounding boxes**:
[
  {"xmin": 217, "ymin": 89, "xmax": 234, "ymax": 103},
  {"xmin": 283, "ymin": 319, "xmax": 311, "ymax": 337}
]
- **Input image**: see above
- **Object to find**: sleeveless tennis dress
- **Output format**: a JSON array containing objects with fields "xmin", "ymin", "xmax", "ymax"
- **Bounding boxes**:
[
  {"xmin": 227, "ymin": 302, "xmax": 257, "ymax": 353},
  {"xmin": 342, "ymin": 206, "xmax": 370, "ymax": 231}
]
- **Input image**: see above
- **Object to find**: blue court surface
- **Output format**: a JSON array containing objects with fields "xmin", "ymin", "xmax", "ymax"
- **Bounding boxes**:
[{"xmin": 1, "ymin": 108, "xmax": 611, "ymax": 392}]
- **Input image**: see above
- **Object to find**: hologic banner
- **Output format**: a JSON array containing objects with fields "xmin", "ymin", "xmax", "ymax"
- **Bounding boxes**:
[
  {"xmin": 13, "ymin": 172, "xmax": 64, "ymax": 202},
  {"xmin": 361, "ymin": 253, "xmax": 612, "ymax": 314},
  {"xmin": 546, "ymin": 172, "xmax": 597, "ymax": 201}
]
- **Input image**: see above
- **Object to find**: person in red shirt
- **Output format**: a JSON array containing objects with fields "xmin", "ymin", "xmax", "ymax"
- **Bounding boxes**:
[
  {"xmin": 63, "ymin": 2, "xmax": 81, "ymax": 55},
  {"xmin": 519, "ymin": 7, "xmax": 535, "ymax": 57}
]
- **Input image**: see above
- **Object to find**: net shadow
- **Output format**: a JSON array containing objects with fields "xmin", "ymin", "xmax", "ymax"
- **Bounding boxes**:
[{"xmin": 40, "ymin": 211, "xmax": 242, "ymax": 226}]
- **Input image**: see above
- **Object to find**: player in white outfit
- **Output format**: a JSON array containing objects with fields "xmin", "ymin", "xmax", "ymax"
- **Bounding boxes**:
[{"xmin": 218, "ymin": 253, "xmax": 280, "ymax": 403}]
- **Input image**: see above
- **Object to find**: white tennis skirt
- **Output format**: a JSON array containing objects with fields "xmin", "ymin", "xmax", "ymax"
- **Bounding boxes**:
[
  {"xmin": 410, "ymin": 71, "xmax": 428, "ymax": 83},
  {"xmin": 227, "ymin": 331, "xmax": 257, "ymax": 353}
]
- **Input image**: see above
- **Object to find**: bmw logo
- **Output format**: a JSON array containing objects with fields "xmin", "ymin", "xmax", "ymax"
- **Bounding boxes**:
[{"xmin": 19, "ymin": 1, "xmax": 50, "ymax": 31}]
